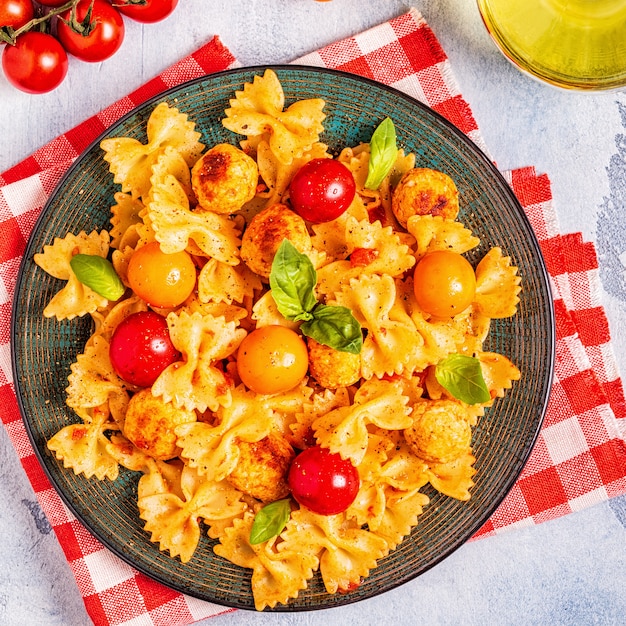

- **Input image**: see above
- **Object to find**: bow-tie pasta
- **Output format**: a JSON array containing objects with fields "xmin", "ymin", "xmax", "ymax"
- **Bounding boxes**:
[
  {"xmin": 36, "ymin": 70, "xmax": 522, "ymax": 611},
  {"xmin": 101, "ymin": 102, "xmax": 204, "ymax": 200}
]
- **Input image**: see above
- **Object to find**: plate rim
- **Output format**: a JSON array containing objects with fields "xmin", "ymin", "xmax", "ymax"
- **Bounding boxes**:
[{"xmin": 10, "ymin": 64, "xmax": 556, "ymax": 611}]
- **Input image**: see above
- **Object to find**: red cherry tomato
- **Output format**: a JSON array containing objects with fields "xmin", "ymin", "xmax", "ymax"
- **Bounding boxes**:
[
  {"xmin": 0, "ymin": 0, "xmax": 34, "ymax": 29},
  {"xmin": 288, "ymin": 445, "xmax": 360, "ymax": 515},
  {"xmin": 289, "ymin": 158, "xmax": 356, "ymax": 223},
  {"xmin": 114, "ymin": 0, "xmax": 178, "ymax": 23},
  {"xmin": 2, "ymin": 32, "xmax": 68, "ymax": 93},
  {"xmin": 109, "ymin": 311, "xmax": 181, "ymax": 387},
  {"xmin": 57, "ymin": 0, "xmax": 124, "ymax": 63}
]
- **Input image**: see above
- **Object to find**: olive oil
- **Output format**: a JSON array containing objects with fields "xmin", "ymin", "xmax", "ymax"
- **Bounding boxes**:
[{"xmin": 477, "ymin": 0, "xmax": 626, "ymax": 90}]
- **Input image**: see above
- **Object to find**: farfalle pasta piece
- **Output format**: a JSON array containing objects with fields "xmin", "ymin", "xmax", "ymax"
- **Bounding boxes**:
[
  {"xmin": 198, "ymin": 258, "xmax": 262, "ymax": 305},
  {"xmin": 474, "ymin": 247, "xmax": 521, "ymax": 318},
  {"xmin": 215, "ymin": 511, "xmax": 318, "ymax": 611},
  {"xmin": 100, "ymin": 102, "xmax": 204, "ymax": 199},
  {"xmin": 290, "ymin": 387, "xmax": 351, "ymax": 449},
  {"xmin": 106, "ymin": 433, "xmax": 160, "ymax": 473},
  {"xmin": 34, "ymin": 230, "xmax": 111, "ymax": 320},
  {"xmin": 47, "ymin": 404, "xmax": 120, "ymax": 481},
  {"xmin": 181, "ymin": 292, "xmax": 249, "ymax": 326},
  {"xmin": 147, "ymin": 172, "xmax": 241, "ymax": 264},
  {"xmin": 175, "ymin": 385, "xmax": 275, "ymax": 481},
  {"xmin": 345, "ymin": 432, "xmax": 392, "ymax": 527},
  {"xmin": 149, "ymin": 144, "xmax": 195, "ymax": 206},
  {"xmin": 372, "ymin": 488, "xmax": 430, "ymax": 551},
  {"xmin": 313, "ymin": 378, "xmax": 412, "ymax": 465},
  {"xmin": 406, "ymin": 214, "xmax": 480, "ymax": 260},
  {"xmin": 349, "ymin": 431, "xmax": 429, "ymax": 550},
  {"xmin": 343, "ymin": 216, "xmax": 415, "ymax": 276},
  {"xmin": 314, "ymin": 216, "xmax": 415, "ymax": 286},
  {"xmin": 451, "ymin": 307, "xmax": 492, "ymax": 358},
  {"xmin": 279, "ymin": 508, "xmax": 388, "ymax": 595},
  {"xmin": 109, "ymin": 192, "xmax": 145, "ymax": 250},
  {"xmin": 222, "ymin": 69, "xmax": 326, "ymax": 165},
  {"xmin": 65, "ymin": 335, "xmax": 129, "ymax": 410},
  {"xmin": 477, "ymin": 351, "xmax": 522, "ymax": 399},
  {"xmin": 152, "ymin": 311, "xmax": 246, "ymax": 413},
  {"xmin": 332, "ymin": 274, "xmax": 423, "ymax": 378},
  {"xmin": 426, "ymin": 452, "xmax": 477, "ymax": 501},
  {"xmin": 310, "ymin": 201, "xmax": 370, "ymax": 264},
  {"xmin": 138, "ymin": 464, "xmax": 247, "ymax": 563},
  {"xmin": 254, "ymin": 380, "xmax": 315, "ymax": 441}
]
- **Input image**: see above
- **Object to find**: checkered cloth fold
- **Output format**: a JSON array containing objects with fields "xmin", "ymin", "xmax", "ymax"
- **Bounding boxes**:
[{"xmin": 1, "ymin": 8, "xmax": 624, "ymax": 626}]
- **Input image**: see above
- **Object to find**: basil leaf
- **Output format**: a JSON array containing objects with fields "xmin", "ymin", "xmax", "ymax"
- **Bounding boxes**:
[
  {"xmin": 269, "ymin": 240, "xmax": 317, "ymax": 321},
  {"xmin": 435, "ymin": 354, "xmax": 491, "ymax": 405},
  {"xmin": 301, "ymin": 303, "xmax": 363, "ymax": 354},
  {"xmin": 69, "ymin": 254, "xmax": 125, "ymax": 301},
  {"xmin": 249, "ymin": 498, "xmax": 291, "ymax": 545},
  {"xmin": 364, "ymin": 117, "xmax": 397, "ymax": 190}
]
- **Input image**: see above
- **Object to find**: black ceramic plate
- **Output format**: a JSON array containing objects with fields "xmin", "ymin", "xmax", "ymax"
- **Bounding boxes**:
[{"xmin": 11, "ymin": 66, "xmax": 555, "ymax": 611}]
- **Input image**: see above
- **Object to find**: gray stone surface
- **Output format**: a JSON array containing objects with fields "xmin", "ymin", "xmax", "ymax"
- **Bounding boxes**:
[{"xmin": 1, "ymin": 1, "xmax": 625, "ymax": 625}]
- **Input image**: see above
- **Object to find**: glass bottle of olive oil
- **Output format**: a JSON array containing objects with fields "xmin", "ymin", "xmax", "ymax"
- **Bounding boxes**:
[{"xmin": 477, "ymin": 0, "xmax": 626, "ymax": 90}]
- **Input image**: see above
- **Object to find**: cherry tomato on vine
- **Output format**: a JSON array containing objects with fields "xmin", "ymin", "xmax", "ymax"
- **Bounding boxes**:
[
  {"xmin": 2, "ymin": 31, "xmax": 68, "ymax": 93},
  {"xmin": 0, "ymin": 0, "xmax": 34, "ymax": 30},
  {"xmin": 288, "ymin": 445, "xmax": 360, "ymax": 515},
  {"xmin": 237, "ymin": 325, "xmax": 308, "ymax": 395},
  {"xmin": 109, "ymin": 311, "xmax": 181, "ymax": 387},
  {"xmin": 289, "ymin": 158, "xmax": 356, "ymax": 223},
  {"xmin": 413, "ymin": 250, "xmax": 476, "ymax": 318},
  {"xmin": 114, "ymin": 0, "xmax": 178, "ymax": 23},
  {"xmin": 127, "ymin": 241, "xmax": 197, "ymax": 308},
  {"xmin": 57, "ymin": 0, "xmax": 124, "ymax": 63}
]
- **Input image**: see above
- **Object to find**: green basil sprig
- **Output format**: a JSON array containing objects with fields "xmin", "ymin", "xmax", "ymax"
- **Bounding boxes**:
[
  {"xmin": 435, "ymin": 353, "xmax": 491, "ymax": 405},
  {"xmin": 270, "ymin": 240, "xmax": 363, "ymax": 354},
  {"xmin": 269, "ymin": 239, "xmax": 318, "ymax": 321},
  {"xmin": 250, "ymin": 498, "xmax": 291, "ymax": 545},
  {"xmin": 364, "ymin": 117, "xmax": 397, "ymax": 190},
  {"xmin": 69, "ymin": 254, "xmax": 125, "ymax": 301}
]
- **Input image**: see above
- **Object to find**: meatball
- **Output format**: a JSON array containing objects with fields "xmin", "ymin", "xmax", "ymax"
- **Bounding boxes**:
[
  {"xmin": 404, "ymin": 399, "xmax": 471, "ymax": 464},
  {"xmin": 391, "ymin": 168, "xmax": 459, "ymax": 228},
  {"xmin": 227, "ymin": 433, "xmax": 295, "ymax": 502},
  {"xmin": 191, "ymin": 143, "xmax": 258, "ymax": 214},
  {"xmin": 123, "ymin": 389, "xmax": 196, "ymax": 460},
  {"xmin": 241, "ymin": 203, "xmax": 312, "ymax": 278},
  {"xmin": 308, "ymin": 338, "xmax": 361, "ymax": 388}
]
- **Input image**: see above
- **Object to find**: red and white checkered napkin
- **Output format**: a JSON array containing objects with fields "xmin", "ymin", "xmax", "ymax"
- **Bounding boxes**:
[{"xmin": 1, "ymin": 8, "xmax": 625, "ymax": 626}]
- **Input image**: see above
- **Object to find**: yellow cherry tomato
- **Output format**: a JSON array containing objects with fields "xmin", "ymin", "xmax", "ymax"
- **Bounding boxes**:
[
  {"xmin": 413, "ymin": 250, "xmax": 476, "ymax": 317},
  {"xmin": 237, "ymin": 325, "xmax": 309, "ymax": 395},
  {"xmin": 127, "ymin": 241, "xmax": 196, "ymax": 308}
]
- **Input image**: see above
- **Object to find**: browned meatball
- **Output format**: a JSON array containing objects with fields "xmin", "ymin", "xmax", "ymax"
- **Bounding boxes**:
[
  {"xmin": 123, "ymin": 389, "xmax": 196, "ymax": 460},
  {"xmin": 391, "ymin": 168, "xmax": 459, "ymax": 228},
  {"xmin": 227, "ymin": 432, "xmax": 295, "ymax": 502},
  {"xmin": 308, "ymin": 338, "xmax": 361, "ymax": 389},
  {"xmin": 191, "ymin": 143, "xmax": 258, "ymax": 214},
  {"xmin": 404, "ymin": 399, "xmax": 471, "ymax": 464},
  {"xmin": 241, "ymin": 203, "xmax": 312, "ymax": 278}
]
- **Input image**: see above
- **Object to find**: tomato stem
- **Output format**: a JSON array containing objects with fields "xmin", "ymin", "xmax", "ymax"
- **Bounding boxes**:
[{"xmin": 4, "ymin": 0, "xmax": 82, "ymax": 45}]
